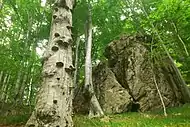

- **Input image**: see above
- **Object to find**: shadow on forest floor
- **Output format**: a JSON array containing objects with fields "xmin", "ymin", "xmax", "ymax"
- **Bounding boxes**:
[{"xmin": 0, "ymin": 104, "xmax": 190, "ymax": 127}]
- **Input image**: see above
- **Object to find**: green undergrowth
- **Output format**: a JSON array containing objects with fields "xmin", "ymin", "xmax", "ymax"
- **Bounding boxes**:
[
  {"xmin": 0, "ymin": 114, "xmax": 30, "ymax": 125},
  {"xmin": 0, "ymin": 104, "xmax": 190, "ymax": 127},
  {"xmin": 74, "ymin": 104, "xmax": 190, "ymax": 127}
]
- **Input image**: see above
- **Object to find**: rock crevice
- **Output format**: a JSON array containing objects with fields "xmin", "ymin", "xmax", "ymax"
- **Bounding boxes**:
[{"xmin": 93, "ymin": 35, "xmax": 185, "ymax": 113}]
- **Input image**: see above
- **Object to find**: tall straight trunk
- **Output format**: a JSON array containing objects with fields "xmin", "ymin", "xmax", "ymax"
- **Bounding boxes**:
[
  {"xmin": 0, "ymin": 73, "xmax": 8, "ymax": 109},
  {"xmin": 26, "ymin": 76, "xmax": 33, "ymax": 105},
  {"xmin": 0, "ymin": 71, "xmax": 3, "ymax": 86},
  {"xmin": 84, "ymin": 1, "xmax": 104, "ymax": 118},
  {"xmin": 73, "ymin": 36, "xmax": 80, "ymax": 90},
  {"xmin": 13, "ymin": 71, "xmax": 22, "ymax": 104},
  {"xmin": 25, "ymin": 0, "xmax": 75, "ymax": 127},
  {"xmin": 20, "ymin": 63, "xmax": 33, "ymax": 105},
  {"xmin": 1, "ymin": 74, "xmax": 10, "ymax": 103},
  {"xmin": 28, "ymin": 80, "xmax": 34, "ymax": 113},
  {"xmin": 0, "ymin": 71, "xmax": 4, "ymax": 92},
  {"xmin": 0, "ymin": 73, "xmax": 9, "ymax": 101},
  {"xmin": 25, "ymin": 44, "xmax": 38, "ymax": 105},
  {"xmin": 5, "ymin": 75, "xmax": 14, "ymax": 103},
  {"xmin": 28, "ymin": 70, "xmax": 36, "ymax": 107},
  {"xmin": 15, "ymin": 73, "xmax": 28, "ymax": 105},
  {"xmin": 27, "ymin": 71, "xmax": 35, "ymax": 112}
]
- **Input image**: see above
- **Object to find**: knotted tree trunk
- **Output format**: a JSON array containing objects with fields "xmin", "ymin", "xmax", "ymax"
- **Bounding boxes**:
[{"xmin": 25, "ymin": 0, "xmax": 75, "ymax": 126}]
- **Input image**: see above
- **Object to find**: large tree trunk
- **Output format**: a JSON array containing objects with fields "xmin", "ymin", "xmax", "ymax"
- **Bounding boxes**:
[
  {"xmin": 25, "ymin": 0, "xmax": 75, "ymax": 127},
  {"xmin": 84, "ymin": 1, "xmax": 104, "ymax": 118}
]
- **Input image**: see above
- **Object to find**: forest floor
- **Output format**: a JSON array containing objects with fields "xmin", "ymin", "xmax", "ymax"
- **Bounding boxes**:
[{"xmin": 0, "ymin": 104, "xmax": 190, "ymax": 127}]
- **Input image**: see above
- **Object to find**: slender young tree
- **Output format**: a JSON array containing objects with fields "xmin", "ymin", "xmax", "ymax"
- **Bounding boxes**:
[
  {"xmin": 84, "ymin": 0, "xmax": 104, "ymax": 117},
  {"xmin": 25, "ymin": 0, "xmax": 75, "ymax": 126},
  {"xmin": 74, "ymin": 36, "xmax": 80, "ymax": 89}
]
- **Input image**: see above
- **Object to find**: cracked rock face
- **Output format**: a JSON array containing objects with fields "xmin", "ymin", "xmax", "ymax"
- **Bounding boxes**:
[
  {"xmin": 93, "ymin": 63, "xmax": 132, "ymax": 114},
  {"xmin": 93, "ymin": 35, "xmax": 183, "ymax": 113}
]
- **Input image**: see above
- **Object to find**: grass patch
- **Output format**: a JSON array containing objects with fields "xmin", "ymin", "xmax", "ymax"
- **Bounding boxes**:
[
  {"xmin": 0, "ymin": 104, "xmax": 190, "ymax": 127},
  {"xmin": 74, "ymin": 104, "xmax": 190, "ymax": 127}
]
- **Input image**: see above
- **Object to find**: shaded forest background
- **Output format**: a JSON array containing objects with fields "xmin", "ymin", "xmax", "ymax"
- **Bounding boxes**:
[{"xmin": 0, "ymin": 0, "xmax": 190, "ymax": 117}]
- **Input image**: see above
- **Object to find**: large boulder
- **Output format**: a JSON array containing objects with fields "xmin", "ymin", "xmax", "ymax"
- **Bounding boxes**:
[
  {"xmin": 93, "ymin": 62, "xmax": 132, "ymax": 114},
  {"xmin": 93, "ymin": 35, "xmax": 185, "ymax": 113}
]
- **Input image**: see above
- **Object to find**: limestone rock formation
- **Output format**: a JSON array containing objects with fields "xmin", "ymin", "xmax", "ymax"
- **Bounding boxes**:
[
  {"xmin": 93, "ymin": 63, "xmax": 132, "ymax": 114},
  {"xmin": 93, "ymin": 35, "xmax": 185, "ymax": 113}
]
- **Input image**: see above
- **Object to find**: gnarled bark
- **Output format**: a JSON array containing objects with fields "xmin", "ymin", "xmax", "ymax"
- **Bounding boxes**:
[{"xmin": 25, "ymin": 0, "xmax": 75, "ymax": 127}]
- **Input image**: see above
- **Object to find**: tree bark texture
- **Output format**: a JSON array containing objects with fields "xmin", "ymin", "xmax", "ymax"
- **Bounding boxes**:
[
  {"xmin": 25, "ymin": 0, "xmax": 75, "ymax": 126},
  {"xmin": 84, "ymin": 1, "xmax": 104, "ymax": 117}
]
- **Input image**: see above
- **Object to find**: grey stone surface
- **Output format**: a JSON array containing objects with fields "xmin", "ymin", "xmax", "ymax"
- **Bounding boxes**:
[{"xmin": 93, "ymin": 35, "xmax": 183, "ymax": 113}]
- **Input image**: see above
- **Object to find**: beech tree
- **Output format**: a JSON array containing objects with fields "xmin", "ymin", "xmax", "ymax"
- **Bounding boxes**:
[
  {"xmin": 84, "ymin": 0, "xmax": 104, "ymax": 117},
  {"xmin": 25, "ymin": 0, "xmax": 75, "ymax": 126},
  {"xmin": 0, "ymin": 0, "xmax": 190, "ymax": 121}
]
